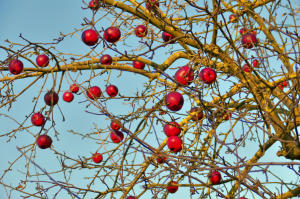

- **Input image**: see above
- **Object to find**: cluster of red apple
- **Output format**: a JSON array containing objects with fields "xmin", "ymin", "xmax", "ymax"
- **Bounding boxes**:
[
  {"xmin": 162, "ymin": 67, "xmax": 217, "ymax": 153},
  {"xmin": 9, "ymin": 1, "xmax": 251, "ymax": 197},
  {"xmin": 164, "ymin": 170, "xmax": 224, "ymax": 194},
  {"xmin": 242, "ymin": 59, "xmax": 259, "ymax": 72},
  {"xmin": 277, "ymin": 80, "xmax": 288, "ymax": 90},
  {"xmin": 229, "ymin": 14, "xmax": 258, "ymax": 49}
]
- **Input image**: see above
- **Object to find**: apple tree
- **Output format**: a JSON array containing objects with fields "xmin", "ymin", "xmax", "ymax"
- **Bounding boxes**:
[{"xmin": 0, "ymin": 0, "xmax": 299, "ymax": 198}]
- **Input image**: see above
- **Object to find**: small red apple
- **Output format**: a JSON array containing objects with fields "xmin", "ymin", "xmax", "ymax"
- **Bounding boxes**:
[
  {"xmin": 282, "ymin": 81, "xmax": 288, "ymax": 87},
  {"xmin": 167, "ymin": 136, "xmax": 182, "ymax": 152},
  {"xmin": 126, "ymin": 196, "xmax": 136, "ymax": 199},
  {"xmin": 229, "ymin": 14, "xmax": 238, "ymax": 23},
  {"xmin": 165, "ymin": 91, "xmax": 184, "ymax": 111},
  {"xmin": 223, "ymin": 112, "xmax": 232, "ymax": 120},
  {"xmin": 44, "ymin": 91, "xmax": 59, "ymax": 106},
  {"xmin": 241, "ymin": 33, "xmax": 258, "ymax": 49},
  {"xmin": 163, "ymin": 122, "xmax": 181, "ymax": 137},
  {"xmin": 133, "ymin": 61, "xmax": 145, "ymax": 69},
  {"xmin": 70, "ymin": 84, "xmax": 79, "ymax": 93},
  {"xmin": 156, "ymin": 154, "xmax": 167, "ymax": 164},
  {"xmin": 239, "ymin": 197, "xmax": 247, "ymax": 199},
  {"xmin": 92, "ymin": 153, "xmax": 103, "ymax": 163},
  {"xmin": 135, "ymin": 25, "xmax": 148, "ymax": 37},
  {"xmin": 36, "ymin": 134, "xmax": 52, "ymax": 149},
  {"xmin": 31, "ymin": 113, "xmax": 45, "ymax": 126},
  {"xmin": 278, "ymin": 81, "xmax": 288, "ymax": 90},
  {"xmin": 242, "ymin": 64, "xmax": 251, "ymax": 72},
  {"xmin": 199, "ymin": 67, "xmax": 217, "ymax": 84},
  {"xmin": 106, "ymin": 85, "xmax": 118, "ymax": 97},
  {"xmin": 104, "ymin": 27, "xmax": 121, "ymax": 43},
  {"xmin": 252, "ymin": 59, "xmax": 259, "ymax": 67},
  {"xmin": 87, "ymin": 86, "xmax": 101, "ymax": 100},
  {"xmin": 174, "ymin": 66, "xmax": 194, "ymax": 86},
  {"xmin": 8, "ymin": 59, "xmax": 23, "ymax": 75},
  {"xmin": 63, "ymin": 92, "xmax": 74, "ymax": 102},
  {"xmin": 162, "ymin": 32, "xmax": 175, "ymax": 43},
  {"xmin": 239, "ymin": 28, "xmax": 247, "ymax": 35},
  {"xmin": 189, "ymin": 107, "xmax": 203, "ymax": 121},
  {"xmin": 251, "ymin": 30, "xmax": 257, "ymax": 36},
  {"xmin": 210, "ymin": 171, "xmax": 221, "ymax": 185},
  {"xmin": 36, "ymin": 54, "xmax": 49, "ymax": 67},
  {"xmin": 110, "ymin": 130, "xmax": 124, "ymax": 143},
  {"xmin": 82, "ymin": 29, "xmax": 99, "ymax": 46},
  {"xmin": 89, "ymin": 0, "xmax": 100, "ymax": 10},
  {"xmin": 167, "ymin": 181, "xmax": 178, "ymax": 193},
  {"xmin": 100, "ymin": 54, "xmax": 112, "ymax": 65},
  {"xmin": 110, "ymin": 120, "xmax": 121, "ymax": 131},
  {"xmin": 146, "ymin": 0, "xmax": 159, "ymax": 10}
]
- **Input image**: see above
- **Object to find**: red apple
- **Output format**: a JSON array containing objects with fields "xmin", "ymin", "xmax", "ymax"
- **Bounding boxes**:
[
  {"xmin": 251, "ymin": 30, "xmax": 257, "ymax": 36},
  {"xmin": 44, "ymin": 91, "xmax": 59, "ymax": 106},
  {"xmin": 239, "ymin": 28, "xmax": 247, "ymax": 35},
  {"xmin": 36, "ymin": 134, "xmax": 52, "ymax": 149},
  {"xmin": 282, "ymin": 81, "xmax": 288, "ymax": 87},
  {"xmin": 63, "ymin": 92, "xmax": 74, "ymax": 102},
  {"xmin": 163, "ymin": 122, "xmax": 181, "ymax": 137},
  {"xmin": 210, "ymin": 171, "xmax": 221, "ymax": 185},
  {"xmin": 70, "ymin": 84, "xmax": 79, "ymax": 93},
  {"xmin": 229, "ymin": 14, "xmax": 238, "ymax": 23},
  {"xmin": 36, "ymin": 54, "xmax": 49, "ymax": 67},
  {"xmin": 165, "ymin": 91, "xmax": 184, "ymax": 111},
  {"xmin": 106, "ymin": 85, "xmax": 118, "ymax": 97},
  {"xmin": 162, "ymin": 32, "xmax": 175, "ymax": 43},
  {"xmin": 135, "ymin": 25, "xmax": 148, "ymax": 37},
  {"xmin": 189, "ymin": 107, "xmax": 203, "ymax": 121},
  {"xmin": 92, "ymin": 153, "xmax": 103, "ymax": 163},
  {"xmin": 82, "ymin": 29, "xmax": 99, "ymax": 46},
  {"xmin": 223, "ymin": 112, "xmax": 232, "ymax": 120},
  {"xmin": 278, "ymin": 81, "xmax": 288, "ymax": 90},
  {"xmin": 156, "ymin": 154, "xmax": 167, "ymax": 164},
  {"xmin": 110, "ymin": 120, "xmax": 121, "ymax": 131},
  {"xmin": 110, "ymin": 130, "xmax": 124, "ymax": 143},
  {"xmin": 167, "ymin": 136, "xmax": 182, "ymax": 152},
  {"xmin": 126, "ymin": 196, "xmax": 136, "ymax": 199},
  {"xmin": 252, "ymin": 59, "xmax": 259, "ymax": 67},
  {"xmin": 31, "ymin": 113, "xmax": 45, "ymax": 126},
  {"xmin": 174, "ymin": 66, "xmax": 194, "ymax": 86},
  {"xmin": 104, "ymin": 27, "xmax": 121, "ymax": 43},
  {"xmin": 146, "ymin": 0, "xmax": 159, "ymax": 10},
  {"xmin": 199, "ymin": 67, "xmax": 217, "ymax": 84},
  {"xmin": 87, "ymin": 86, "xmax": 101, "ymax": 100},
  {"xmin": 133, "ymin": 61, "xmax": 145, "ymax": 69},
  {"xmin": 100, "ymin": 54, "xmax": 112, "ymax": 65},
  {"xmin": 167, "ymin": 181, "xmax": 178, "ymax": 193},
  {"xmin": 242, "ymin": 64, "xmax": 251, "ymax": 72},
  {"xmin": 89, "ymin": 0, "xmax": 100, "ymax": 10},
  {"xmin": 8, "ymin": 59, "xmax": 23, "ymax": 75},
  {"xmin": 241, "ymin": 33, "xmax": 258, "ymax": 49},
  {"xmin": 239, "ymin": 197, "xmax": 247, "ymax": 199}
]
